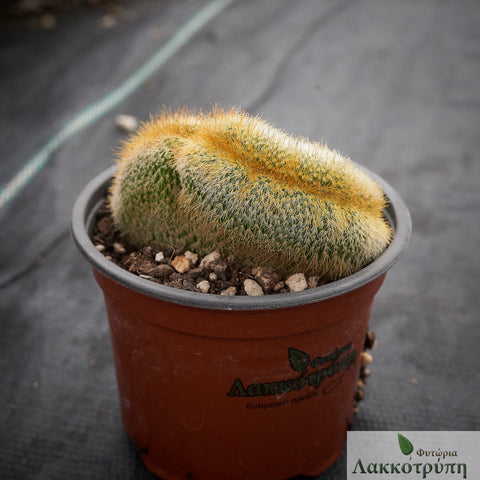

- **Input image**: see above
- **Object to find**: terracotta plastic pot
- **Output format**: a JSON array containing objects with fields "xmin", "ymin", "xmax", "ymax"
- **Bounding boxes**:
[{"xmin": 72, "ymin": 166, "xmax": 411, "ymax": 480}]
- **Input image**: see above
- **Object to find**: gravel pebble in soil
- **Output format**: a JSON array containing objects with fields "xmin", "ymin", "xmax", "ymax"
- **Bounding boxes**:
[
  {"xmin": 285, "ymin": 273, "xmax": 308, "ymax": 292},
  {"xmin": 243, "ymin": 279, "xmax": 264, "ymax": 296}
]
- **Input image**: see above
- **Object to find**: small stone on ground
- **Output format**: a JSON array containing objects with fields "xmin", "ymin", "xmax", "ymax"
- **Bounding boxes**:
[
  {"xmin": 196, "ymin": 280, "xmax": 210, "ymax": 293},
  {"xmin": 285, "ymin": 273, "xmax": 308, "ymax": 292},
  {"xmin": 113, "ymin": 242, "xmax": 126, "ymax": 254},
  {"xmin": 199, "ymin": 251, "xmax": 221, "ymax": 269},
  {"xmin": 220, "ymin": 286, "xmax": 237, "ymax": 296},
  {"xmin": 115, "ymin": 114, "xmax": 138, "ymax": 132},
  {"xmin": 361, "ymin": 352, "xmax": 373, "ymax": 367},
  {"xmin": 172, "ymin": 255, "xmax": 191, "ymax": 273},
  {"xmin": 252, "ymin": 266, "xmax": 280, "ymax": 292},
  {"xmin": 184, "ymin": 251, "xmax": 199, "ymax": 266},
  {"xmin": 244, "ymin": 279, "xmax": 264, "ymax": 296}
]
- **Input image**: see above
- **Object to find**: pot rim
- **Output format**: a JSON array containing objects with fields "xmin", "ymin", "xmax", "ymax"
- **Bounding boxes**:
[{"xmin": 71, "ymin": 165, "xmax": 411, "ymax": 311}]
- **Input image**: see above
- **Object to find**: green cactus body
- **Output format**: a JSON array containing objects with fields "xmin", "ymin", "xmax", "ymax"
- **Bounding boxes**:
[
  {"xmin": 109, "ymin": 110, "xmax": 200, "ymax": 248},
  {"xmin": 110, "ymin": 108, "xmax": 392, "ymax": 280}
]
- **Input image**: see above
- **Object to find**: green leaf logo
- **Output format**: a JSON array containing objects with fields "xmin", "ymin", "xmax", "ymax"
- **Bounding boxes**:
[
  {"xmin": 397, "ymin": 433, "xmax": 414, "ymax": 455},
  {"xmin": 288, "ymin": 348, "xmax": 311, "ymax": 375}
]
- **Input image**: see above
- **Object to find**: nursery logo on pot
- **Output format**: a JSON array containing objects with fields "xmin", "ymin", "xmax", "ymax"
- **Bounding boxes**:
[
  {"xmin": 226, "ymin": 342, "xmax": 356, "ymax": 398},
  {"xmin": 347, "ymin": 431, "xmax": 480, "ymax": 479}
]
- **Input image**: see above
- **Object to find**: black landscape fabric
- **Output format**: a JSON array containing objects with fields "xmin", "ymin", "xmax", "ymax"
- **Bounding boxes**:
[{"xmin": 1, "ymin": 0, "xmax": 479, "ymax": 479}]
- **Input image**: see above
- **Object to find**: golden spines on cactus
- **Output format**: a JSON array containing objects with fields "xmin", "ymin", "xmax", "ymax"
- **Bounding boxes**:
[
  {"xmin": 174, "ymin": 109, "xmax": 391, "ymax": 278},
  {"xmin": 185, "ymin": 110, "xmax": 385, "ymax": 214},
  {"xmin": 109, "ymin": 107, "xmax": 392, "ymax": 280}
]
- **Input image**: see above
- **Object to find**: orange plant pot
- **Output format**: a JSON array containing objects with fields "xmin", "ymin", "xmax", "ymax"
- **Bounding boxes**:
[{"xmin": 72, "ymin": 167, "xmax": 411, "ymax": 480}]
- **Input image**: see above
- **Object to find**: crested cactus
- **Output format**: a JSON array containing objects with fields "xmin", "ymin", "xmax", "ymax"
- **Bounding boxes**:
[{"xmin": 109, "ymin": 107, "xmax": 392, "ymax": 280}]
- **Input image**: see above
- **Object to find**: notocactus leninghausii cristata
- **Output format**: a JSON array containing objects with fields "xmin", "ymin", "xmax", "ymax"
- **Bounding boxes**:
[{"xmin": 109, "ymin": 108, "xmax": 392, "ymax": 280}]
